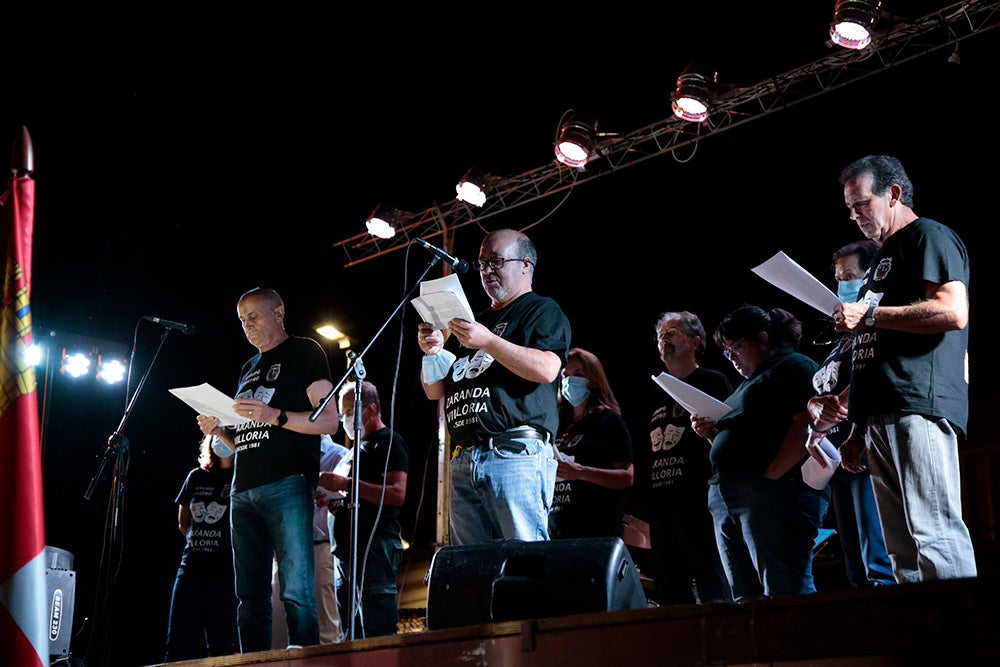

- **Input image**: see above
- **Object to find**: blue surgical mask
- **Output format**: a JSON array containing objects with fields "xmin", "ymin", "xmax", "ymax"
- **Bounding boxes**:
[
  {"xmin": 837, "ymin": 278, "xmax": 864, "ymax": 303},
  {"xmin": 561, "ymin": 375, "xmax": 591, "ymax": 407}
]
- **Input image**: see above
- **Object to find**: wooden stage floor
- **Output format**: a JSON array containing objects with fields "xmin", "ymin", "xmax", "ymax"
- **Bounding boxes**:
[{"xmin": 146, "ymin": 574, "xmax": 998, "ymax": 667}]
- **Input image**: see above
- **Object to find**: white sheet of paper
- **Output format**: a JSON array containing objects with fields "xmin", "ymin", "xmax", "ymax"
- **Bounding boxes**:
[
  {"xmin": 801, "ymin": 437, "xmax": 842, "ymax": 490},
  {"xmin": 410, "ymin": 273, "xmax": 475, "ymax": 330},
  {"xmin": 319, "ymin": 448, "xmax": 353, "ymax": 500},
  {"xmin": 168, "ymin": 382, "xmax": 249, "ymax": 427},
  {"xmin": 651, "ymin": 372, "xmax": 731, "ymax": 421},
  {"xmin": 751, "ymin": 250, "xmax": 841, "ymax": 317}
]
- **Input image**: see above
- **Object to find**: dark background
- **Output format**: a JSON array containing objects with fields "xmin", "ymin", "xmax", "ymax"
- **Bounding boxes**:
[{"xmin": 6, "ymin": 4, "xmax": 999, "ymax": 666}]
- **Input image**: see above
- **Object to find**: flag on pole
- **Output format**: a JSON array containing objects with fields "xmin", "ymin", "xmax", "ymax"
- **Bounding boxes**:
[{"xmin": 0, "ymin": 126, "xmax": 47, "ymax": 667}]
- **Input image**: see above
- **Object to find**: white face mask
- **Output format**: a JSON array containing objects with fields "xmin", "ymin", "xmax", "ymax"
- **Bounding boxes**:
[
  {"xmin": 560, "ymin": 375, "xmax": 591, "ymax": 407},
  {"xmin": 341, "ymin": 409, "xmax": 363, "ymax": 442}
]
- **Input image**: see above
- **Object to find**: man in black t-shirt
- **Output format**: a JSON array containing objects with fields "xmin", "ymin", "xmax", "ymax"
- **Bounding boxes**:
[
  {"xmin": 416, "ymin": 229, "xmax": 571, "ymax": 545},
  {"xmin": 646, "ymin": 311, "xmax": 733, "ymax": 605},
  {"xmin": 197, "ymin": 287, "xmax": 340, "ymax": 652},
  {"xmin": 824, "ymin": 155, "xmax": 976, "ymax": 582},
  {"xmin": 319, "ymin": 380, "xmax": 408, "ymax": 640}
]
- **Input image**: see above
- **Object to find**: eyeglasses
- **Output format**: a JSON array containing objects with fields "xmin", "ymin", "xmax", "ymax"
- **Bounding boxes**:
[
  {"xmin": 471, "ymin": 257, "xmax": 533, "ymax": 272},
  {"xmin": 657, "ymin": 328, "xmax": 687, "ymax": 342},
  {"xmin": 722, "ymin": 338, "xmax": 748, "ymax": 360}
]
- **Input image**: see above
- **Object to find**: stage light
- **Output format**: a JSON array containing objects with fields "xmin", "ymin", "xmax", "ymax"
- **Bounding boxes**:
[
  {"xmin": 60, "ymin": 350, "xmax": 92, "ymax": 379},
  {"xmin": 55, "ymin": 345, "xmax": 129, "ymax": 384},
  {"xmin": 315, "ymin": 324, "xmax": 351, "ymax": 350},
  {"xmin": 366, "ymin": 204, "xmax": 405, "ymax": 239},
  {"xmin": 96, "ymin": 356, "xmax": 127, "ymax": 385},
  {"xmin": 829, "ymin": 0, "xmax": 881, "ymax": 50},
  {"xmin": 671, "ymin": 65, "xmax": 717, "ymax": 123},
  {"xmin": 23, "ymin": 342, "xmax": 44, "ymax": 367},
  {"xmin": 554, "ymin": 114, "xmax": 599, "ymax": 168},
  {"xmin": 455, "ymin": 168, "xmax": 490, "ymax": 207}
]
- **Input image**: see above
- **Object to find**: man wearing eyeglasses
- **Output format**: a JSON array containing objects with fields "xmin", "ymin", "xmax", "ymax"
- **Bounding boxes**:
[{"xmin": 416, "ymin": 228, "xmax": 572, "ymax": 546}]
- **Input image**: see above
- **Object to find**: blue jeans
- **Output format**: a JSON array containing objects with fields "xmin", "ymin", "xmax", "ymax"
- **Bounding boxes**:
[
  {"xmin": 231, "ymin": 474, "xmax": 318, "ymax": 651},
  {"xmin": 865, "ymin": 413, "xmax": 978, "ymax": 582},
  {"xmin": 709, "ymin": 477, "xmax": 829, "ymax": 601},
  {"xmin": 449, "ymin": 434, "xmax": 557, "ymax": 545},
  {"xmin": 829, "ymin": 464, "xmax": 895, "ymax": 587}
]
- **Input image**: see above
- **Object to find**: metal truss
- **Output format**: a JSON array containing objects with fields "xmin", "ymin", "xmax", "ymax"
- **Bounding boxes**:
[{"xmin": 334, "ymin": 0, "xmax": 1000, "ymax": 268}]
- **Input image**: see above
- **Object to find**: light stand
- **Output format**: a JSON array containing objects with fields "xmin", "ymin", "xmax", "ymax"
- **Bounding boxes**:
[{"xmin": 310, "ymin": 250, "xmax": 444, "ymax": 640}]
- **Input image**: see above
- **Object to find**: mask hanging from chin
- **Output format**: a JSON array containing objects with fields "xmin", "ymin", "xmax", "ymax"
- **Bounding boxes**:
[{"xmin": 560, "ymin": 375, "xmax": 591, "ymax": 407}]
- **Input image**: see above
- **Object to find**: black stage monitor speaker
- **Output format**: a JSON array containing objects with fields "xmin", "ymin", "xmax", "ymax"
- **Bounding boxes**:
[
  {"xmin": 45, "ymin": 546, "xmax": 76, "ymax": 659},
  {"xmin": 425, "ymin": 536, "xmax": 647, "ymax": 630}
]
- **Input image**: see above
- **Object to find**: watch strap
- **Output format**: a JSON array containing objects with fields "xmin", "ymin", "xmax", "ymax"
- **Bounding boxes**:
[{"xmin": 865, "ymin": 303, "xmax": 877, "ymax": 327}]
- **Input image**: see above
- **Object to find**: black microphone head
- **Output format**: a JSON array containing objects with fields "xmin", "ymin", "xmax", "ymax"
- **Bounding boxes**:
[{"xmin": 454, "ymin": 258, "xmax": 470, "ymax": 274}]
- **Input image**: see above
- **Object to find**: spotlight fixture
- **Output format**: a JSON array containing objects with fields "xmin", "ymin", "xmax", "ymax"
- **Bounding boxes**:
[
  {"xmin": 56, "ymin": 347, "xmax": 127, "ymax": 384},
  {"xmin": 315, "ymin": 324, "xmax": 351, "ymax": 350},
  {"xmin": 365, "ymin": 203, "xmax": 404, "ymax": 239},
  {"xmin": 455, "ymin": 168, "xmax": 491, "ymax": 207},
  {"xmin": 554, "ymin": 114, "xmax": 599, "ymax": 168},
  {"xmin": 671, "ymin": 65, "xmax": 717, "ymax": 123},
  {"xmin": 60, "ymin": 349, "xmax": 92, "ymax": 378},
  {"xmin": 829, "ymin": 0, "xmax": 881, "ymax": 50},
  {"xmin": 95, "ymin": 356, "xmax": 127, "ymax": 385}
]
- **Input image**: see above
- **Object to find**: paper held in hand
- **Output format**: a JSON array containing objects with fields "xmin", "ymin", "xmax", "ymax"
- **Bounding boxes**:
[
  {"xmin": 751, "ymin": 250, "xmax": 841, "ymax": 317},
  {"xmin": 410, "ymin": 273, "xmax": 475, "ymax": 330},
  {"xmin": 652, "ymin": 372, "xmax": 731, "ymax": 421},
  {"xmin": 801, "ymin": 437, "xmax": 842, "ymax": 490},
  {"xmin": 168, "ymin": 382, "xmax": 250, "ymax": 427},
  {"xmin": 319, "ymin": 448, "xmax": 353, "ymax": 501}
]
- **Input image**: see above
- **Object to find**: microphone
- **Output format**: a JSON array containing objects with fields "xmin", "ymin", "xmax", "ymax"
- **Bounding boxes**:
[
  {"xmin": 143, "ymin": 316, "xmax": 197, "ymax": 335},
  {"xmin": 413, "ymin": 238, "xmax": 470, "ymax": 274}
]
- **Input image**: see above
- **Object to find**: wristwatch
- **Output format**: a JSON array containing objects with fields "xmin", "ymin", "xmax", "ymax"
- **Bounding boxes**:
[
  {"xmin": 276, "ymin": 409, "xmax": 288, "ymax": 428},
  {"xmin": 864, "ymin": 303, "xmax": 877, "ymax": 328}
]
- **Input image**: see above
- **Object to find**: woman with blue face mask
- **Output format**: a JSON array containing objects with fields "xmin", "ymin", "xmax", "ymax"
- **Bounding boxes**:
[{"xmin": 548, "ymin": 348, "xmax": 634, "ymax": 540}]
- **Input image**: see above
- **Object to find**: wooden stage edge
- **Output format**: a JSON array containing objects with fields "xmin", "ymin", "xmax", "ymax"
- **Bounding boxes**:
[{"xmin": 149, "ymin": 575, "xmax": 998, "ymax": 667}]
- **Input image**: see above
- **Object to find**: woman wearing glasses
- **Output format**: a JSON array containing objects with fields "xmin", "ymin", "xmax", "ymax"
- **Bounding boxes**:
[{"xmin": 690, "ymin": 305, "xmax": 829, "ymax": 602}]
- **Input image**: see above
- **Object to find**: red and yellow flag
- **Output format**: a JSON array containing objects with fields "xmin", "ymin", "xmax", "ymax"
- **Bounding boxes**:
[{"xmin": 0, "ymin": 127, "xmax": 47, "ymax": 667}]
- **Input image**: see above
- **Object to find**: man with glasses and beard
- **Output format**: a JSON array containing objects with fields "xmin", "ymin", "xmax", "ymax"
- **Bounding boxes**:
[{"xmin": 416, "ymin": 228, "xmax": 571, "ymax": 546}]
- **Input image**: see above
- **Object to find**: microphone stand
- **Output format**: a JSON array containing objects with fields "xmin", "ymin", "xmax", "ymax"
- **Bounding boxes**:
[
  {"xmin": 346, "ymin": 357, "xmax": 364, "ymax": 640},
  {"xmin": 85, "ymin": 327, "xmax": 171, "ymax": 505},
  {"xmin": 84, "ymin": 325, "xmax": 172, "ymax": 666},
  {"xmin": 310, "ymin": 253, "xmax": 445, "ymax": 640}
]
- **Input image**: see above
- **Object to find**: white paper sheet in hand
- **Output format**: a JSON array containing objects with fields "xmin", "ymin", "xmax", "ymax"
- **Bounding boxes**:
[
  {"xmin": 410, "ymin": 273, "xmax": 475, "ymax": 330},
  {"xmin": 318, "ymin": 448, "xmax": 353, "ymax": 501},
  {"xmin": 751, "ymin": 250, "xmax": 841, "ymax": 317},
  {"xmin": 168, "ymin": 382, "xmax": 250, "ymax": 427},
  {"xmin": 651, "ymin": 372, "xmax": 731, "ymax": 421},
  {"xmin": 801, "ymin": 437, "xmax": 842, "ymax": 490}
]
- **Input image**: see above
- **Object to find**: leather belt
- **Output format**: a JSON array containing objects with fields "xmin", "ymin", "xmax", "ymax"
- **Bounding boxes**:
[
  {"xmin": 494, "ymin": 426, "xmax": 549, "ymax": 442},
  {"xmin": 452, "ymin": 427, "xmax": 551, "ymax": 455}
]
